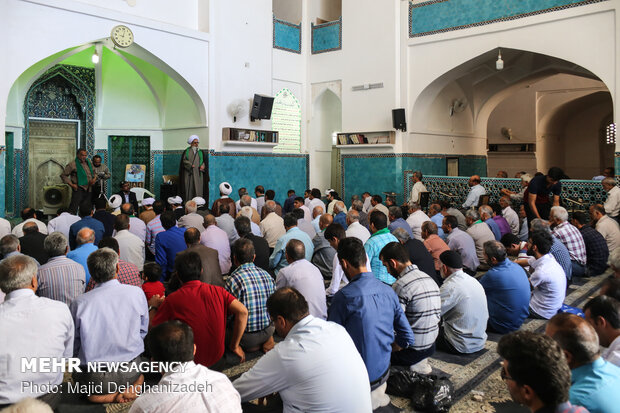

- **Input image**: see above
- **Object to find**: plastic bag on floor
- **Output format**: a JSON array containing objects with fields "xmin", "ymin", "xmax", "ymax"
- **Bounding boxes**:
[{"xmin": 387, "ymin": 370, "xmax": 454, "ymax": 413}]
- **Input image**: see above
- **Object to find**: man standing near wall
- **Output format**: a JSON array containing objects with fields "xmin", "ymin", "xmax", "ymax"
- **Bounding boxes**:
[
  {"xmin": 61, "ymin": 148, "xmax": 97, "ymax": 214},
  {"xmin": 179, "ymin": 135, "xmax": 209, "ymax": 203}
]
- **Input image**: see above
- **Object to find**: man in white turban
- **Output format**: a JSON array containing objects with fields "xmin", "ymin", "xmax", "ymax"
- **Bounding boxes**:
[
  {"xmin": 211, "ymin": 182, "xmax": 236, "ymax": 218},
  {"xmin": 179, "ymin": 135, "xmax": 209, "ymax": 204}
]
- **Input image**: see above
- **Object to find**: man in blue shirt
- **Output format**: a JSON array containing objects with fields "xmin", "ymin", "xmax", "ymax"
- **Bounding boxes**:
[
  {"xmin": 388, "ymin": 206, "xmax": 414, "ymax": 240},
  {"xmin": 428, "ymin": 204, "xmax": 446, "ymax": 240},
  {"xmin": 269, "ymin": 213, "xmax": 314, "ymax": 275},
  {"xmin": 546, "ymin": 313, "xmax": 620, "ymax": 413},
  {"xmin": 365, "ymin": 210, "xmax": 399, "ymax": 285},
  {"xmin": 155, "ymin": 211, "xmax": 186, "ymax": 281},
  {"xmin": 68, "ymin": 202, "xmax": 105, "ymax": 250},
  {"xmin": 67, "ymin": 227, "xmax": 98, "ymax": 284},
  {"xmin": 328, "ymin": 237, "xmax": 414, "ymax": 410},
  {"xmin": 479, "ymin": 240, "xmax": 530, "ymax": 333},
  {"xmin": 479, "ymin": 205, "xmax": 501, "ymax": 241}
]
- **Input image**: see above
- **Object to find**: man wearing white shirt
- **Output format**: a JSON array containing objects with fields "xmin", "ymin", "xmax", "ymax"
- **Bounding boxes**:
[
  {"xmin": 346, "ymin": 210, "xmax": 371, "ymax": 244},
  {"xmin": 362, "ymin": 192, "xmax": 372, "ymax": 213},
  {"xmin": 178, "ymin": 200, "xmax": 206, "ymax": 233},
  {"xmin": 120, "ymin": 204, "xmax": 147, "ymax": 243},
  {"xmin": 584, "ymin": 295, "xmax": 620, "ymax": 367},
  {"xmin": 311, "ymin": 205, "xmax": 324, "ymax": 234},
  {"xmin": 325, "ymin": 224, "xmax": 370, "ymax": 298},
  {"xmin": 591, "ymin": 204, "xmax": 620, "ymax": 252},
  {"xmin": 0, "ymin": 254, "xmax": 74, "ymax": 408},
  {"xmin": 462, "ymin": 175, "xmax": 486, "ymax": 209},
  {"xmin": 307, "ymin": 188, "xmax": 325, "ymax": 215},
  {"xmin": 114, "ymin": 214, "xmax": 145, "ymax": 271},
  {"xmin": 527, "ymin": 230, "xmax": 566, "ymax": 319},
  {"xmin": 406, "ymin": 201, "xmax": 431, "ymax": 241},
  {"xmin": 12, "ymin": 208, "xmax": 48, "ymax": 238},
  {"xmin": 235, "ymin": 187, "xmax": 257, "ymax": 212},
  {"xmin": 0, "ymin": 217, "xmax": 10, "ymax": 239},
  {"xmin": 233, "ymin": 287, "xmax": 372, "ymax": 412},
  {"xmin": 293, "ymin": 197, "xmax": 311, "ymax": 221},
  {"xmin": 47, "ymin": 208, "xmax": 80, "ymax": 241},
  {"xmin": 409, "ymin": 171, "xmax": 428, "ymax": 203},
  {"xmin": 276, "ymin": 239, "xmax": 327, "ymax": 319},
  {"xmin": 603, "ymin": 177, "xmax": 620, "ymax": 221},
  {"xmin": 130, "ymin": 320, "xmax": 242, "ymax": 413},
  {"xmin": 499, "ymin": 196, "xmax": 520, "ymax": 236},
  {"xmin": 259, "ymin": 201, "xmax": 286, "ymax": 249},
  {"xmin": 255, "ymin": 185, "xmax": 266, "ymax": 215}
]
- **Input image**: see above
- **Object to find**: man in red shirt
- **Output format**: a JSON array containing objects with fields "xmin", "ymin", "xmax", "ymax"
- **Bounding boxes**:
[{"xmin": 149, "ymin": 251, "xmax": 248, "ymax": 368}]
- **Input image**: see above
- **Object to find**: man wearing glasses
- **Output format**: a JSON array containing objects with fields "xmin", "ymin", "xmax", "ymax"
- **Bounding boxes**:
[{"xmin": 497, "ymin": 331, "xmax": 588, "ymax": 413}]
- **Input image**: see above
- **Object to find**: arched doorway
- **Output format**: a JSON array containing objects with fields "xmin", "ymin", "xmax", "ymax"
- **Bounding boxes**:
[
  {"xmin": 309, "ymin": 84, "xmax": 342, "ymax": 191},
  {"xmin": 411, "ymin": 47, "xmax": 613, "ymax": 178},
  {"xmin": 5, "ymin": 41, "xmax": 206, "ymax": 213}
]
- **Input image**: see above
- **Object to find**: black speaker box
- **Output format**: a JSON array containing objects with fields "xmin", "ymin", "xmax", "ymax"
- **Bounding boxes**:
[
  {"xmin": 250, "ymin": 94, "xmax": 275, "ymax": 121},
  {"xmin": 392, "ymin": 108, "xmax": 406, "ymax": 132}
]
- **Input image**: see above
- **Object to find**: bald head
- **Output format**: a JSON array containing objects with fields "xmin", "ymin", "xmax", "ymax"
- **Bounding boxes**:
[
  {"xmin": 333, "ymin": 201, "xmax": 346, "ymax": 214},
  {"xmin": 312, "ymin": 205, "xmax": 324, "ymax": 219},
  {"xmin": 285, "ymin": 239, "xmax": 306, "ymax": 263},
  {"xmin": 184, "ymin": 227, "xmax": 201, "ymax": 245},
  {"xmin": 469, "ymin": 175, "xmax": 481, "ymax": 187},
  {"xmin": 204, "ymin": 214, "xmax": 216, "ymax": 227},
  {"xmin": 319, "ymin": 213, "xmax": 333, "ymax": 230},
  {"xmin": 546, "ymin": 313, "xmax": 600, "ymax": 368},
  {"xmin": 22, "ymin": 221, "xmax": 39, "ymax": 235},
  {"xmin": 76, "ymin": 227, "xmax": 95, "ymax": 246}
]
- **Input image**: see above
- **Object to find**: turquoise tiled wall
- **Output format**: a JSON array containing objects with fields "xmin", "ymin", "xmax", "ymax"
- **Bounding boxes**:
[
  {"xmin": 208, "ymin": 152, "xmax": 308, "ymax": 206},
  {"xmin": 341, "ymin": 154, "xmax": 486, "ymax": 204},
  {"xmin": 410, "ymin": 0, "xmax": 605, "ymax": 37},
  {"xmin": 615, "ymin": 153, "xmax": 620, "ymax": 179},
  {"xmin": 312, "ymin": 18, "xmax": 342, "ymax": 54},
  {"xmin": 274, "ymin": 19, "xmax": 301, "ymax": 53}
]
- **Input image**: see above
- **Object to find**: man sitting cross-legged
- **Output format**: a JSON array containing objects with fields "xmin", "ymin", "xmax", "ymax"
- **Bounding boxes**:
[
  {"xmin": 129, "ymin": 321, "xmax": 242, "ymax": 413},
  {"xmin": 150, "ymin": 251, "xmax": 249, "ymax": 369},
  {"xmin": 479, "ymin": 240, "xmax": 531, "ymax": 333},
  {"xmin": 276, "ymin": 239, "xmax": 327, "ymax": 320},
  {"xmin": 436, "ymin": 250, "xmax": 488, "ymax": 354},
  {"xmin": 70, "ymin": 248, "xmax": 147, "ymax": 403},
  {"xmin": 328, "ymin": 237, "xmax": 414, "ymax": 410},
  {"xmin": 233, "ymin": 287, "xmax": 372, "ymax": 413},
  {"xmin": 225, "ymin": 238, "xmax": 276, "ymax": 353},
  {"xmin": 380, "ymin": 241, "xmax": 441, "ymax": 374}
]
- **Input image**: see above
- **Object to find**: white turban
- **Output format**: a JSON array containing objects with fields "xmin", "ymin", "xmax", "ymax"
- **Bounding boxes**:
[
  {"xmin": 192, "ymin": 197, "xmax": 206, "ymax": 207},
  {"xmin": 219, "ymin": 182, "xmax": 232, "ymax": 196},
  {"xmin": 188, "ymin": 135, "xmax": 199, "ymax": 144},
  {"xmin": 142, "ymin": 197, "xmax": 155, "ymax": 206},
  {"xmin": 168, "ymin": 196, "xmax": 182, "ymax": 205},
  {"xmin": 109, "ymin": 195, "xmax": 122, "ymax": 209}
]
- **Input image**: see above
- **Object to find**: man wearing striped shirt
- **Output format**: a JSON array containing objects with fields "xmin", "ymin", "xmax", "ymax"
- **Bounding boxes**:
[
  {"xmin": 380, "ymin": 242, "xmax": 441, "ymax": 373},
  {"xmin": 226, "ymin": 238, "xmax": 276, "ymax": 353},
  {"xmin": 145, "ymin": 200, "xmax": 166, "ymax": 257},
  {"xmin": 550, "ymin": 206, "xmax": 587, "ymax": 278},
  {"xmin": 37, "ymin": 232, "xmax": 85, "ymax": 305}
]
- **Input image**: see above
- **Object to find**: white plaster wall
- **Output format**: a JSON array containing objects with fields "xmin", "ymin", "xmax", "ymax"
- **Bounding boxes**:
[
  {"xmin": 71, "ymin": 0, "xmax": 200, "ymax": 30},
  {"xmin": 0, "ymin": 0, "xmax": 210, "ymax": 148},
  {"xmin": 273, "ymin": 0, "xmax": 302, "ymax": 23},
  {"xmin": 407, "ymin": 2, "xmax": 618, "ymax": 155},
  {"xmin": 209, "ymin": 0, "xmax": 273, "ymax": 152}
]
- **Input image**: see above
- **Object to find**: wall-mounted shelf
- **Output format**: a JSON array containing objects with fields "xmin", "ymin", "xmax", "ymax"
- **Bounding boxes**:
[
  {"xmin": 222, "ymin": 141, "xmax": 278, "ymax": 148},
  {"xmin": 222, "ymin": 127, "xmax": 279, "ymax": 144},
  {"xmin": 335, "ymin": 143, "xmax": 394, "ymax": 148},
  {"xmin": 336, "ymin": 131, "xmax": 395, "ymax": 146}
]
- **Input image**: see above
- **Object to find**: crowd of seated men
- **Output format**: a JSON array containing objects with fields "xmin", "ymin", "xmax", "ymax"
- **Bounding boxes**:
[{"xmin": 1, "ymin": 172, "xmax": 620, "ymax": 412}]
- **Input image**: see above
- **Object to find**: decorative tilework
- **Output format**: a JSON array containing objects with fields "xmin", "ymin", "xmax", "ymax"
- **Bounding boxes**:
[
  {"xmin": 615, "ymin": 152, "xmax": 620, "ymax": 180},
  {"xmin": 311, "ymin": 17, "xmax": 342, "ymax": 54},
  {"xmin": 409, "ymin": 0, "xmax": 608, "ymax": 37},
  {"xmin": 340, "ymin": 153, "xmax": 486, "ymax": 205},
  {"xmin": 208, "ymin": 151, "xmax": 309, "ymax": 206},
  {"xmin": 21, "ymin": 64, "xmax": 95, "ymax": 211},
  {"xmin": 273, "ymin": 17, "xmax": 302, "ymax": 54},
  {"xmin": 406, "ymin": 175, "xmax": 606, "ymax": 212}
]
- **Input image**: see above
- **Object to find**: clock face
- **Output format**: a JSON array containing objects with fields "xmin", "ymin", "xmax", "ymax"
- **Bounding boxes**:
[{"xmin": 111, "ymin": 25, "xmax": 134, "ymax": 48}]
